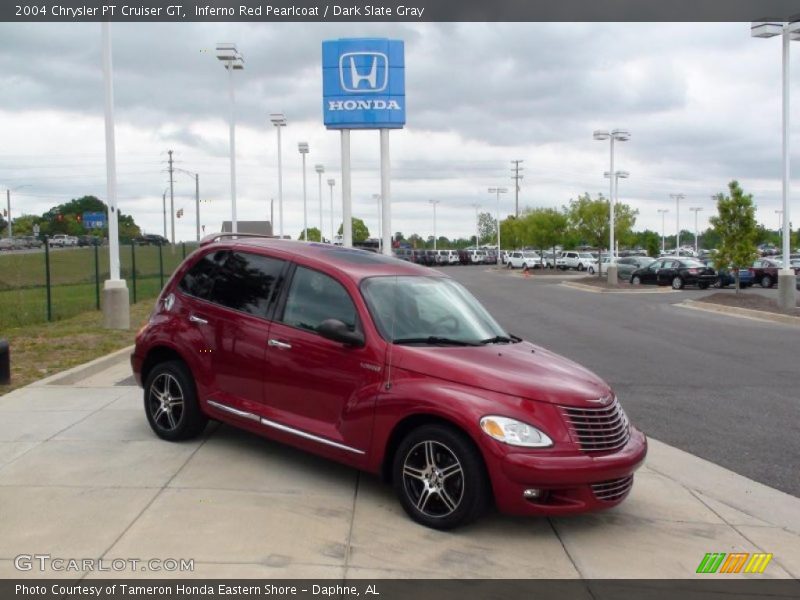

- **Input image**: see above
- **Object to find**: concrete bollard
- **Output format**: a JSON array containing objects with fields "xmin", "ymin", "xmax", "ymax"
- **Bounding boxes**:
[{"xmin": 0, "ymin": 339, "xmax": 9, "ymax": 385}]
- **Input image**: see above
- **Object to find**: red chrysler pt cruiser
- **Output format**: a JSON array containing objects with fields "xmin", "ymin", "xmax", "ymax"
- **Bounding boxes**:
[{"xmin": 132, "ymin": 235, "xmax": 647, "ymax": 529}]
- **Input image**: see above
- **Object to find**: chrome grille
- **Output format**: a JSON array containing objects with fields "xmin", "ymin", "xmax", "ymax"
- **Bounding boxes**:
[
  {"xmin": 592, "ymin": 476, "xmax": 634, "ymax": 502},
  {"xmin": 561, "ymin": 399, "xmax": 630, "ymax": 452}
]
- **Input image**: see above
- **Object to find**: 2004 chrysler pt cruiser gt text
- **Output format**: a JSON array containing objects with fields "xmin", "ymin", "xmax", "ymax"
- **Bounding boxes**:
[{"xmin": 132, "ymin": 236, "xmax": 647, "ymax": 529}]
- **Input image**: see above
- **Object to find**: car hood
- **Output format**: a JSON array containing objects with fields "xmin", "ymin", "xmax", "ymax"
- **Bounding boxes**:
[{"xmin": 392, "ymin": 341, "xmax": 612, "ymax": 407}]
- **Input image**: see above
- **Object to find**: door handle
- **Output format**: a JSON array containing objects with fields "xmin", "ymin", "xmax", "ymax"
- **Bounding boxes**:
[
  {"xmin": 189, "ymin": 315, "xmax": 208, "ymax": 325},
  {"xmin": 268, "ymin": 339, "xmax": 292, "ymax": 350}
]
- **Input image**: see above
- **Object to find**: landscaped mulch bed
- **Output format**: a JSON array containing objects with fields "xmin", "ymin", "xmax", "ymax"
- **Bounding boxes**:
[{"xmin": 695, "ymin": 292, "xmax": 800, "ymax": 316}]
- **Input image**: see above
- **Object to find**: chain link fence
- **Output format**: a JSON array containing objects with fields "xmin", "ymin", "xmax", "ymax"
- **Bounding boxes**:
[{"xmin": 0, "ymin": 242, "xmax": 198, "ymax": 329}]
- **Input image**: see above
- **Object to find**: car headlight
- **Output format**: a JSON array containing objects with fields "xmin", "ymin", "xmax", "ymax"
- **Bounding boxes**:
[{"xmin": 479, "ymin": 416, "xmax": 553, "ymax": 448}]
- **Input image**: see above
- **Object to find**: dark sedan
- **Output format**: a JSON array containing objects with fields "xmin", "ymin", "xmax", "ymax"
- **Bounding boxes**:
[
  {"xmin": 630, "ymin": 258, "xmax": 717, "ymax": 290},
  {"xmin": 615, "ymin": 256, "xmax": 656, "ymax": 281}
]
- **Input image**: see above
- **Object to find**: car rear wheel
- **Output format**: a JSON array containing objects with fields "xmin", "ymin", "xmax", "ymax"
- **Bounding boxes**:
[
  {"xmin": 144, "ymin": 360, "xmax": 207, "ymax": 441},
  {"xmin": 713, "ymin": 279, "xmax": 723, "ymax": 289},
  {"xmin": 577, "ymin": 263, "xmax": 584, "ymax": 271},
  {"xmin": 393, "ymin": 424, "xmax": 489, "ymax": 530},
  {"xmin": 761, "ymin": 275, "xmax": 773, "ymax": 288},
  {"xmin": 698, "ymin": 282, "xmax": 709, "ymax": 290},
  {"xmin": 631, "ymin": 275, "xmax": 642, "ymax": 285},
  {"xmin": 672, "ymin": 276, "xmax": 684, "ymax": 290},
  {"xmin": 588, "ymin": 266, "xmax": 595, "ymax": 275}
]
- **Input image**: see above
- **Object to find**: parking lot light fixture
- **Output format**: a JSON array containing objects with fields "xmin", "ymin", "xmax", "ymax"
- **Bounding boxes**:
[
  {"xmin": 5, "ymin": 185, "xmax": 30, "ymax": 239},
  {"xmin": 689, "ymin": 207, "xmax": 703, "ymax": 253},
  {"xmin": 269, "ymin": 113, "xmax": 287, "ymax": 238},
  {"xmin": 488, "ymin": 187, "xmax": 508, "ymax": 265},
  {"xmin": 594, "ymin": 130, "xmax": 629, "ymax": 270},
  {"xmin": 751, "ymin": 20, "xmax": 799, "ymax": 310},
  {"xmin": 217, "ymin": 43, "xmax": 244, "ymax": 233},
  {"xmin": 670, "ymin": 194, "xmax": 685, "ymax": 254},
  {"xmin": 372, "ymin": 194, "xmax": 382, "ymax": 251},
  {"xmin": 298, "ymin": 142, "xmax": 309, "ymax": 240},
  {"xmin": 657, "ymin": 209, "xmax": 669, "ymax": 254},
  {"xmin": 327, "ymin": 178, "xmax": 335, "ymax": 244},
  {"xmin": 315, "ymin": 164, "xmax": 324, "ymax": 241},
  {"xmin": 429, "ymin": 199, "xmax": 440, "ymax": 251},
  {"xmin": 472, "ymin": 203, "xmax": 480, "ymax": 249}
]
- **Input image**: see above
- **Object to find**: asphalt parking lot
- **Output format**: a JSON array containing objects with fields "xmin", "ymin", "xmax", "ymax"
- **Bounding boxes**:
[{"xmin": 447, "ymin": 267, "xmax": 800, "ymax": 498}]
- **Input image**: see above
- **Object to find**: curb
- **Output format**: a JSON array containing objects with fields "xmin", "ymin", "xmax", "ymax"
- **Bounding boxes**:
[
  {"xmin": 560, "ymin": 281, "xmax": 678, "ymax": 294},
  {"xmin": 32, "ymin": 345, "xmax": 135, "ymax": 387},
  {"xmin": 677, "ymin": 300, "xmax": 800, "ymax": 327}
]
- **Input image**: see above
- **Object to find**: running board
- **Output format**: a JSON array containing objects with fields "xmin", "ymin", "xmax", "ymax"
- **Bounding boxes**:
[{"xmin": 206, "ymin": 399, "xmax": 365, "ymax": 456}]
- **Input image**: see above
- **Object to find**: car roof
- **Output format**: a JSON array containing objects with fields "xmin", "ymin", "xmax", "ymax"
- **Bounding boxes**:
[{"xmin": 200, "ymin": 237, "xmax": 443, "ymax": 283}]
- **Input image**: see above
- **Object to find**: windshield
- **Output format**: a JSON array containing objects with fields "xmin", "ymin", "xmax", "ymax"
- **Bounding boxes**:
[
  {"xmin": 361, "ymin": 276, "xmax": 509, "ymax": 344},
  {"xmin": 579, "ymin": 253, "xmax": 594, "ymax": 258}
]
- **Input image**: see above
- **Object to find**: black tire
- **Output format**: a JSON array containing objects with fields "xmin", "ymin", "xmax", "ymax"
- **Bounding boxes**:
[
  {"xmin": 698, "ymin": 282, "xmax": 709, "ymax": 290},
  {"xmin": 631, "ymin": 275, "xmax": 642, "ymax": 285},
  {"xmin": 761, "ymin": 275, "xmax": 773, "ymax": 288},
  {"xmin": 577, "ymin": 263, "xmax": 584, "ymax": 271},
  {"xmin": 392, "ymin": 424, "xmax": 490, "ymax": 530},
  {"xmin": 588, "ymin": 266, "xmax": 595, "ymax": 275},
  {"xmin": 672, "ymin": 276, "xmax": 684, "ymax": 290},
  {"xmin": 713, "ymin": 279, "xmax": 723, "ymax": 289},
  {"xmin": 144, "ymin": 360, "xmax": 208, "ymax": 441}
]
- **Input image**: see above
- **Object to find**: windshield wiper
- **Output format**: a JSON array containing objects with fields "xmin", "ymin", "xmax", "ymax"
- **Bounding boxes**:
[
  {"xmin": 393, "ymin": 336, "xmax": 480, "ymax": 347},
  {"xmin": 479, "ymin": 334, "xmax": 521, "ymax": 345}
]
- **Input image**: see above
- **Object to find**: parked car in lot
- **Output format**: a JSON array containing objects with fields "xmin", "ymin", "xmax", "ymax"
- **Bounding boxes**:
[
  {"xmin": 435, "ymin": 249, "xmax": 460, "ymax": 266},
  {"xmin": 700, "ymin": 260, "xmax": 753, "ymax": 289},
  {"xmin": 77, "ymin": 235, "xmax": 101, "ymax": 247},
  {"xmin": 134, "ymin": 234, "xmax": 170, "ymax": 246},
  {"xmin": 556, "ymin": 251, "xmax": 598, "ymax": 272},
  {"xmin": 48, "ymin": 234, "xmax": 78, "ymax": 247},
  {"xmin": 630, "ymin": 258, "xmax": 717, "ymax": 289},
  {"xmin": 749, "ymin": 258, "xmax": 800, "ymax": 288},
  {"xmin": 22, "ymin": 236, "xmax": 43, "ymax": 249},
  {"xmin": 506, "ymin": 251, "xmax": 543, "ymax": 270},
  {"xmin": 132, "ymin": 236, "xmax": 646, "ymax": 529},
  {"xmin": 615, "ymin": 256, "xmax": 656, "ymax": 281},
  {"xmin": 0, "ymin": 238, "xmax": 15, "ymax": 251}
]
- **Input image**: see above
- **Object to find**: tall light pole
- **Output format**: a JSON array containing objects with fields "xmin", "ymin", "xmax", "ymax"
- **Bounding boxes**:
[
  {"xmin": 315, "ymin": 164, "xmax": 324, "ymax": 242},
  {"xmin": 216, "ymin": 43, "xmax": 244, "ymax": 234},
  {"xmin": 488, "ymin": 187, "xmax": 507, "ymax": 265},
  {"xmin": 161, "ymin": 187, "xmax": 168, "ymax": 239},
  {"xmin": 594, "ymin": 129, "xmax": 630, "ymax": 284},
  {"xmin": 372, "ymin": 194, "xmax": 382, "ymax": 251},
  {"xmin": 175, "ymin": 168, "xmax": 201, "ymax": 242},
  {"xmin": 298, "ymin": 142, "xmax": 309, "ymax": 240},
  {"xmin": 776, "ymin": 209, "xmax": 784, "ymax": 249},
  {"xmin": 752, "ymin": 20, "xmax": 799, "ymax": 310},
  {"xmin": 327, "ymin": 178, "xmax": 335, "ymax": 244},
  {"xmin": 472, "ymin": 203, "xmax": 481, "ymax": 248},
  {"xmin": 5, "ymin": 185, "xmax": 30, "ymax": 238},
  {"xmin": 689, "ymin": 207, "xmax": 703, "ymax": 253},
  {"xmin": 604, "ymin": 170, "xmax": 630, "ymax": 259},
  {"xmin": 670, "ymin": 193, "xmax": 685, "ymax": 255},
  {"xmin": 429, "ymin": 199, "xmax": 440, "ymax": 250},
  {"xmin": 101, "ymin": 22, "xmax": 129, "ymax": 329},
  {"xmin": 269, "ymin": 113, "xmax": 286, "ymax": 238},
  {"xmin": 657, "ymin": 209, "xmax": 669, "ymax": 255}
]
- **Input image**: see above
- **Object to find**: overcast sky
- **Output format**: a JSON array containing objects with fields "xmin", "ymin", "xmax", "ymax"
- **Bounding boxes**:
[{"xmin": 0, "ymin": 22, "xmax": 798, "ymax": 242}]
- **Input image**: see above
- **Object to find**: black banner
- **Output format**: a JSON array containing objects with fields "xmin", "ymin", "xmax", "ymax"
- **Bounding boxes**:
[
  {"xmin": 4, "ymin": 0, "xmax": 800, "ymax": 23},
  {"xmin": 4, "ymin": 580, "xmax": 800, "ymax": 600}
]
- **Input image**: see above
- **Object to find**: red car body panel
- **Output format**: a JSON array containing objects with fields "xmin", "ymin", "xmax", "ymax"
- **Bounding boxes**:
[{"xmin": 132, "ymin": 238, "xmax": 646, "ymax": 516}]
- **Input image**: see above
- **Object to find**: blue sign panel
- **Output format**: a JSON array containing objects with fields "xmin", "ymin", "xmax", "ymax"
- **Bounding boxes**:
[
  {"xmin": 83, "ymin": 211, "xmax": 107, "ymax": 230},
  {"xmin": 322, "ymin": 38, "xmax": 405, "ymax": 130}
]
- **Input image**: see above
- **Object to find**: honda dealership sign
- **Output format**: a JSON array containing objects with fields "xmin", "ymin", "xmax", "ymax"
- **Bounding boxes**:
[{"xmin": 322, "ymin": 38, "xmax": 405, "ymax": 129}]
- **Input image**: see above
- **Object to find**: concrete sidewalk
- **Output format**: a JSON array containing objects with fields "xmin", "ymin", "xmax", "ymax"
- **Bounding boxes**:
[{"xmin": 0, "ymin": 348, "xmax": 798, "ymax": 580}]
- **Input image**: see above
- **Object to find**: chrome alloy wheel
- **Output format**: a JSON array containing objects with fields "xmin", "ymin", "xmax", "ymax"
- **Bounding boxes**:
[
  {"xmin": 402, "ymin": 440, "xmax": 465, "ymax": 518},
  {"xmin": 148, "ymin": 373, "xmax": 185, "ymax": 431}
]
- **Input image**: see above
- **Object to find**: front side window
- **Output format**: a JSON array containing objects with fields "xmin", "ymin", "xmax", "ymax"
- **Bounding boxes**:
[
  {"xmin": 282, "ymin": 266, "xmax": 357, "ymax": 333},
  {"xmin": 361, "ymin": 276, "xmax": 509, "ymax": 344}
]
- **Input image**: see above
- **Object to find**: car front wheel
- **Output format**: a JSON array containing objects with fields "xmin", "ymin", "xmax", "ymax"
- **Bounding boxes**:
[
  {"xmin": 631, "ymin": 275, "xmax": 641, "ymax": 285},
  {"xmin": 672, "ymin": 276, "xmax": 684, "ymax": 290},
  {"xmin": 144, "ymin": 360, "xmax": 208, "ymax": 441},
  {"xmin": 588, "ymin": 266, "xmax": 595, "ymax": 274},
  {"xmin": 392, "ymin": 424, "xmax": 489, "ymax": 530},
  {"xmin": 761, "ymin": 275, "xmax": 772, "ymax": 288}
]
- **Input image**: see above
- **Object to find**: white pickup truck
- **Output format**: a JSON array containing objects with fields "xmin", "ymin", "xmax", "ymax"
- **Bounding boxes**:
[
  {"xmin": 49, "ymin": 234, "xmax": 78, "ymax": 247},
  {"xmin": 556, "ymin": 251, "xmax": 598, "ymax": 273}
]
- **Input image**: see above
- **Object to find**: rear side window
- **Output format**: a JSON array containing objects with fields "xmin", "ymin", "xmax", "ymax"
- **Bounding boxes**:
[
  {"xmin": 281, "ymin": 266, "xmax": 357, "ymax": 333},
  {"xmin": 212, "ymin": 251, "xmax": 286, "ymax": 317},
  {"xmin": 179, "ymin": 250, "xmax": 228, "ymax": 301}
]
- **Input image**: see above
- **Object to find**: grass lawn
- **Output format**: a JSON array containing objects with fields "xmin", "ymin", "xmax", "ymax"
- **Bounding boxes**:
[{"xmin": 0, "ymin": 301, "xmax": 154, "ymax": 395}]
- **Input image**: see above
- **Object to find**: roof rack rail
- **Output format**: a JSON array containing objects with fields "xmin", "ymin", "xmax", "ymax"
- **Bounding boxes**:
[{"xmin": 199, "ymin": 232, "xmax": 278, "ymax": 247}]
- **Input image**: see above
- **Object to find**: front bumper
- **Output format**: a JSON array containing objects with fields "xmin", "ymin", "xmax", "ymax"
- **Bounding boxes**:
[{"xmin": 488, "ymin": 427, "xmax": 647, "ymax": 515}]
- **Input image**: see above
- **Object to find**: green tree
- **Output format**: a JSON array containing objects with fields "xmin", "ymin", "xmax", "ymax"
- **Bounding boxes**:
[
  {"xmin": 477, "ymin": 211, "xmax": 496, "ymax": 246},
  {"xmin": 407, "ymin": 233, "xmax": 423, "ymax": 248},
  {"xmin": 500, "ymin": 216, "xmax": 525, "ymax": 250},
  {"xmin": 298, "ymin": 227, "xmax": 322, "ymax": 242},
  {"xmin": 337, "ymin": 217, "xmax": 370, "ymax": 243},
  {"xmin": 566, "ymin": 193, "xmax": 638, "ymax": 274},
  {"xmin": 525, "ymin": 208, "xmax": 569, "ymax": 269},
  {"xmin": 708, "ymin": 181, "xmax": 759, "ymax": 293}
]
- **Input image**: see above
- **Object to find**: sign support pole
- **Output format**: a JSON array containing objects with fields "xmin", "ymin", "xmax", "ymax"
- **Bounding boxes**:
[
  {"xmin": 341, "ymin": 129, "xmax": 353, "ymax": 247},
  {"xmin": 380, "ymin": 129, "xmax": 391, "ymax": 256}
]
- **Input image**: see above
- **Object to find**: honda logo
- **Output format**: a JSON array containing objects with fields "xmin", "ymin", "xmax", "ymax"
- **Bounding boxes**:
[{"xmin": 339, "ymin": 52, "xmax": 388, "ymax": 93}]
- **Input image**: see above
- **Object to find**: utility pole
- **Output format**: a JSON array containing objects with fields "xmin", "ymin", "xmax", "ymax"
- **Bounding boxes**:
[
  {"xmin": 511, "ymin": 160, "xmax": 524, "ymax": 217},
  {"xmin": 5, "ymin": 190, "xmax": 10, "ymax": 238},
  {"xmin": 168, "ymin": 150, "xmax": 175, "ymax": 244}
]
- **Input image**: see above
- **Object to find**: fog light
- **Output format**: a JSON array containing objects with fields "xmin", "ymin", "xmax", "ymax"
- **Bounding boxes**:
[{"xmin": 523, "ymin": 488, "xmax": 543, "ymax": 499}]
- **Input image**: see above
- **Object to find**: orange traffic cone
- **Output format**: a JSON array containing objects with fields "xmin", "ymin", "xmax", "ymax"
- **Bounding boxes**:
[{"xmin": 523, "ymin": 267, "xmax": 531, "ymax": 279}]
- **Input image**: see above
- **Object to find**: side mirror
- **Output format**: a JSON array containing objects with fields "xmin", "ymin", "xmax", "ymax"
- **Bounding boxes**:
[{"xmin": 318, "ymin": 319, "xmax": 365, "ymax": 347}]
